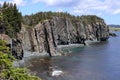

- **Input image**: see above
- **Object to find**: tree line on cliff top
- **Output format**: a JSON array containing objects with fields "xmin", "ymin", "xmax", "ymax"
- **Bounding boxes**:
[
  {"xmin": 0, "ymin": 2, "xmax": 104, "ymax": 38},
  {"xmin": 22, "ymin": 11, "xmax": 104, "ymax": 27}
]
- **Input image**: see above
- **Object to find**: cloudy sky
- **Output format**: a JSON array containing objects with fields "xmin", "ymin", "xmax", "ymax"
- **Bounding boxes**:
[{"xmin": 1, "ymin": 0, "xmax": 120, "ymax": 25}]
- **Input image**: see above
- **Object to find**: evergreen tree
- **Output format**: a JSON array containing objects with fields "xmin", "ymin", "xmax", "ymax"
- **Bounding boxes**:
[
  {"xmin": 0, "ymin": 40, "xmax": 41, "ymax": 80},
  {"xmin": 1, "ymin": 2, "xmax": 22, "ymax": 38}
]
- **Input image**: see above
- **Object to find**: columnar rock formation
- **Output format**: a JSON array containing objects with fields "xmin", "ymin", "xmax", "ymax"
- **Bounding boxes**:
[{"xmin": 18, "ymin": 16, "xmax": 109, "ymax": 57}]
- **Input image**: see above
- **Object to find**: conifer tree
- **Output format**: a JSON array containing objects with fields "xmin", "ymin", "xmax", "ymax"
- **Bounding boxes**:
[{"xmin": 1, "ymin": 2, "xmax": 22, "ymax": 37}]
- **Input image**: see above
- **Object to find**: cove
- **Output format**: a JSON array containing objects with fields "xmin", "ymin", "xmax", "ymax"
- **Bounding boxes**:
[{"xmin": 22, "ymin": 32, "xmax": 120, "ymax": 80}]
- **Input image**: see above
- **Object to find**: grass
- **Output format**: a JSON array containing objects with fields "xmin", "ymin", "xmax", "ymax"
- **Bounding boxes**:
[{"xmin": 109, "ymin": 27, "xmax": 120, "ymax": 31}]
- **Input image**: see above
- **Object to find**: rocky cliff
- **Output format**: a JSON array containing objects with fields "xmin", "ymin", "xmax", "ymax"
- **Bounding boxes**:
[{"xmin": 17, "ymin": 16, "xmax": 109, "ymax": 57}]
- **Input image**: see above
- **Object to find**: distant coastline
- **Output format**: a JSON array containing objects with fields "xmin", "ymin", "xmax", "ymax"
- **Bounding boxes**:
[
  {"xmin": 109, "ymin": 25, "xmax": 120, "ymax": 31},
  {"xmin": 109, "ymin": 27, "xmax": 120, "ymax": 31}
]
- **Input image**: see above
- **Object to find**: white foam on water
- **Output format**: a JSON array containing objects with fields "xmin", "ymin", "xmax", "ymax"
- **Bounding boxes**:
[{"xmin": 51, "ymin": 69, "xmax": 63, "ymax": 77}]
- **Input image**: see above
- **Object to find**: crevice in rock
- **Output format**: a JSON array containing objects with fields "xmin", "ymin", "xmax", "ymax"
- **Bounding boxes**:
[
  {"xmin": 28, "ymin": 29, "xmax": 35, "ymax": 51},
  {"xmin": 43, "ymin": 26, "xmax": 52, "ymax": 57},
  {"xmin": 34, "ymin": 28, "xmax": 40, "ymax": 53},
  {"xmin": 66, "ymin": 18, "xmax": 70, "ymax": 44},
  {"xmin": 51, "ymin": 26, "xmax": 57, "ymax": 47}
]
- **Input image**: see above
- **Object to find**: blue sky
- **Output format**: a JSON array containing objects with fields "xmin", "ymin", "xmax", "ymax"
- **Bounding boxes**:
[{"xmin": 0, "ymin": 0, "xmax": 120, "ymax": 25}]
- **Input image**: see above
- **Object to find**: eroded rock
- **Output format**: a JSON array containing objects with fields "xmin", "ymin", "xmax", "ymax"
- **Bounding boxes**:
[{"xmin": 17, "ymin": 16, "xmax": 109, "ymax": 58}]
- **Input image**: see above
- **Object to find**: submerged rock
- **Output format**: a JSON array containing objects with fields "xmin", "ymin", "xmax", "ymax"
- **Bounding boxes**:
[{"xmin": 109, "ymin": 32, "xmax": 117, "ymax": 37}]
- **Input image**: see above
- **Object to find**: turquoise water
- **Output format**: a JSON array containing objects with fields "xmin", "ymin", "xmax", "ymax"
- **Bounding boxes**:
[{"xmin": 27, "ymin": 32, "xmax": 120, "ymax": 80}]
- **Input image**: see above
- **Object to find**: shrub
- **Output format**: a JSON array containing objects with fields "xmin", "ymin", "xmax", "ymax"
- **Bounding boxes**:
[{"xmin": 0, "ymin": 40, "xmax": 41, "ymax": 80}]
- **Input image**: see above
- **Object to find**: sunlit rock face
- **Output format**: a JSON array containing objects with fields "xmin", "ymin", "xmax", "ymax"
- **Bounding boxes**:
[{"xmin": 19, "ymin": 16, "xmax": 109, "ymax": 57}]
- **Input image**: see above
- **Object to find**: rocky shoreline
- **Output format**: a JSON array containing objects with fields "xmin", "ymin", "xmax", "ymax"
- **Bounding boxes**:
[
  {"xmin": 0, "ymin": 16, "xmax": 109, "ymax": 60},
  {"xmin": 13, "ymin": 39, "xmax": 102, "ymax": 68},
  {"xmin": 19, "ymin": 16, "xmax": 109, "ymax": 58}
]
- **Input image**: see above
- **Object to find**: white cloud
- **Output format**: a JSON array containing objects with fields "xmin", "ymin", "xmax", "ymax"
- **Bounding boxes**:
[
  {"xmin": 0, "ymin": 1, "xmax": 4, "ymax": 6},
  {"xmin": 57, "ymin": 8, "xmax": 63, "ymax": 12},
  {"xmin": 32, "ymin": 0, "xmax": 78, "ymax": 7},
  {"xmin": 113, "ymin": 9, "xmax": 120, "ymax": 14},
  {"xmin": 11, "ymin": 0, "xmax": 26, "ymax": 6},
  {"xmin": 73, "ymin": 0, "xmax": 120, "ymax": 15},
  {"xmin": 32, "ymin": 0, "xmax": 120, "ymax": 15},
  {"xmin": 0, "ymin": 0, "xmax": 26, "ymax": 6}
]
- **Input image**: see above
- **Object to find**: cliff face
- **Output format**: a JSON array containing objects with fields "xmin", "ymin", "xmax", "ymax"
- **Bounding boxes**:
[{"xmin": 18, "ymin": 16, "xmax": 109, "ymax": 57}]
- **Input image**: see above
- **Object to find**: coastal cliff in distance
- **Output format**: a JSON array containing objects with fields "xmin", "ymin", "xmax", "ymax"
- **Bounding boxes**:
[{"xmin": 17, "ymin": 15, "xmax": 109, "ymax": 57}]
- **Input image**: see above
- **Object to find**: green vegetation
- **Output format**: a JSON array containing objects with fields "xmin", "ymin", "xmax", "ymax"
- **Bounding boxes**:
[
  {"xmin": 23, "ymin": 11, "xmax": 72, "ymax": 26},
  {"xmin": 22, "ymin": 11, "xmax": 105, "ymax": 27},
  {"xmin": 0, "ymin": 2, "xmax": 106, "ymax": 80},
  {"xmin": 0, "ymin": 2, "xmax": 105, "ymax": 35},
  {"xmin": 109, "ymin": 27, "xmax": 120, "ymax": 31},
  {"xmin": 0, "ymin": 40, "xmax": 41, "ymax": 80},
  {"xmin": 0, "ymin": 2, "xmax": 22, "ymax": 38},
  {"xmin": 80, "ymin": 15, "xmax": 104, "ymax": 25}
]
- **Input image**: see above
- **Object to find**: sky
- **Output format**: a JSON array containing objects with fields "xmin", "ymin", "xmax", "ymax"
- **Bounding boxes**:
[{"xmin": 0, "ymin": 0, "xmax": 120, "ymax": 25}]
